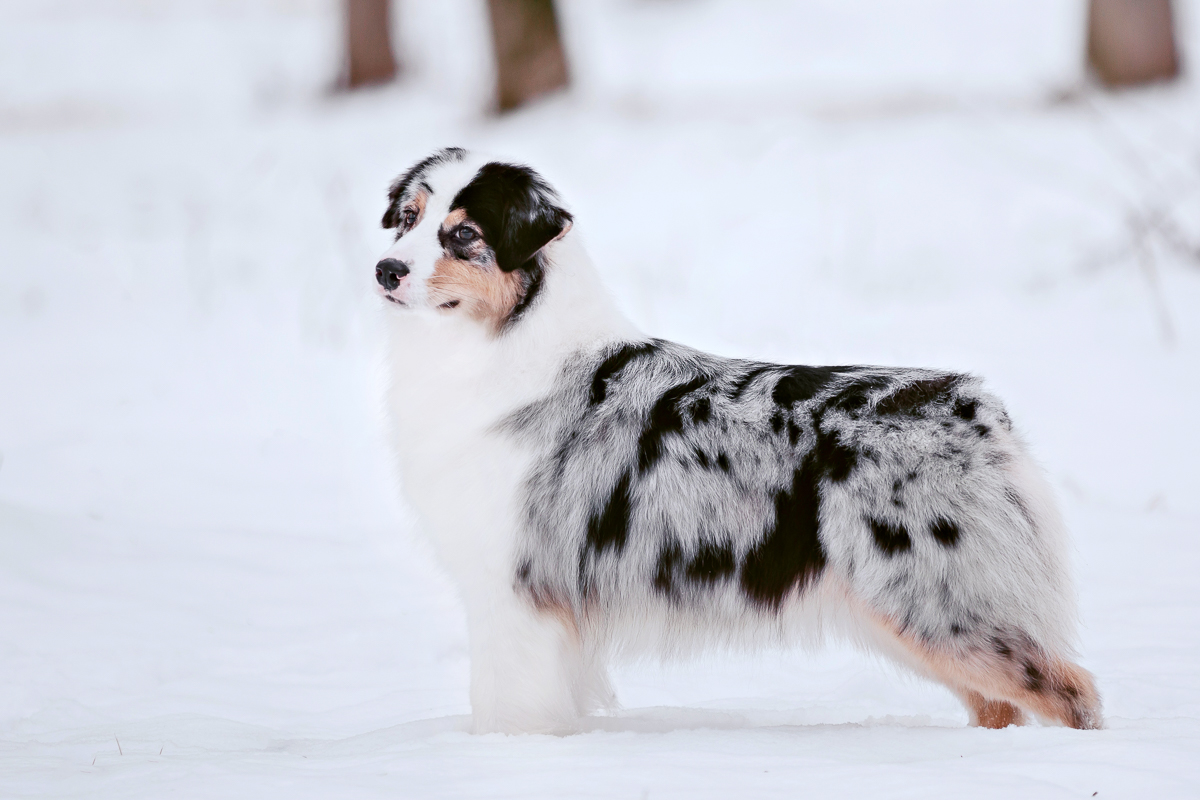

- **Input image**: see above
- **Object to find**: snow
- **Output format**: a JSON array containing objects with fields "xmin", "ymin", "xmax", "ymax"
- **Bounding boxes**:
[{"xmin": 2, "ymin": 1, "xmax": 1200, "ymax": 797}]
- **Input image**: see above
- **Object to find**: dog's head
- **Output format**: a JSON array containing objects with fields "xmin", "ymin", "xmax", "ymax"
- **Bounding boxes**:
[{"xmin": 375, "ymin": 148, "xmax": 573, "ymax": 334}]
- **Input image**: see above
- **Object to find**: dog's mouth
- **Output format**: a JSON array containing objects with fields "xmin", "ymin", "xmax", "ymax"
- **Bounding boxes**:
[{"xmin": 383, "ymin": 294, "xmax": 460, "ymax": 311}]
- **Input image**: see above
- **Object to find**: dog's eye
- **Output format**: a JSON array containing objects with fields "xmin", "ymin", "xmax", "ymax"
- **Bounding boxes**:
[
  {"xmin": 402, "ymin": 209, "xmax": 418, "ymax": 226},
  {"xmin": 456, "ymin": 227, "xmax": 477, "ymax": 242}
]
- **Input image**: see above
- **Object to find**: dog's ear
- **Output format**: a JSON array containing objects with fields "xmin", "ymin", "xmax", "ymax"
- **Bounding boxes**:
[
  {"xmin": 450, "ymin": 162, "xmax": 573, "ymax": 273},
  {"xmin": 382, "ymin": 147, "xmax": 467, "ymax": 229},
  {"xmin": 381, "ymin": 175, "xmax": 407, "ymax": 229}
]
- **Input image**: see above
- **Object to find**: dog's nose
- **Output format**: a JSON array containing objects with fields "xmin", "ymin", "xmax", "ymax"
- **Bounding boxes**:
[{"xmin": 376, "ymin": 259, "xmax": 411, "ymax": 291}]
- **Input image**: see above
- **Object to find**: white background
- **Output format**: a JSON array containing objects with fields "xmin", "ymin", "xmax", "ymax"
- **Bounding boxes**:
[{"xmin": 2, "ymin": 1, "xmax": 1199, "ymax": 796}]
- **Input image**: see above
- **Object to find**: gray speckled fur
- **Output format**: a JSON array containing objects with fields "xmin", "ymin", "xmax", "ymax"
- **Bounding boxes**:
[{"xmin": 505, "ymin": 338, "xmax": 1073, "ymax": 658}]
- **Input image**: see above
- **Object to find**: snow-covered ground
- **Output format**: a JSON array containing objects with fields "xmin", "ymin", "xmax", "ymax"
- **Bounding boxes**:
[{"xmin": 2, "ymin": 2, "xmax": 1200, "ymax": 797}]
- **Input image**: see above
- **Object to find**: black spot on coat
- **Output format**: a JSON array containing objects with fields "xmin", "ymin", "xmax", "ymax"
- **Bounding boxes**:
[
  {"xmin": 771, "ymin": 366, "xmax": 849, "ymax": 407},
  {"xmin": 589, "ymin": 341, "xmax": 659, "ymax": 405},
  {"xmin": 653, "ymin": 541, "xmax": 682, "ymax": 596},
  {"xmin": 954, "ymin": 398, "xmax": 978, "ymax": 421},
  {"xmin": 638, "ymin": 377, "xmax": 709, "ymax": 473},
  {"xmin": 729, "ymin": 366, "xmax": 774, "ymax": 399},
  {"xmin": 686, "ymin": 542, "xmax": 737, "ymax": 584},
  {"xmin": 813, "ymin": 427, "xmax": 859, "ymax": 483},
  {"xmin": 785, "ymin": 419, "xmax": 802, "ymax": 446},
  {"xmin": 993, "ymin": 636, "xmax": 1014, "ymax": 660},
  {"xmin": 870, "ymin": 518, "xmax": 912, "ymax": 555},
  {"xmin": 823, "ymin": 377, "xmax": 889, "ymax": 415},
  {"xmin": 930, "ymin": 518, "xmax": 960, "ymax": 547},
  {"xmin": 876, "ymin": 375, "xmax": 958, "ymax": 416},
  {"xmin": 1024, "ymin": 662, "xmax": 1046, "ymax": 693},
  {"xmin": 740, "ymin": 464, "xmax": 827, "ymax": 609},
  {"xmin": 586, "ymin": 471, "xmax": 633, "ymax": 553}
]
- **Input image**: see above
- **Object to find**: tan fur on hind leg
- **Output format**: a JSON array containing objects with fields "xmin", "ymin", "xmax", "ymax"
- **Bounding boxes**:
[
  {"xmin": 865, "ymin": 610, "xmax": 1102, "ymax": 730},
  {"xmin": 963, "ymin": 691, "xmax": 1024, "ymax": 729}
]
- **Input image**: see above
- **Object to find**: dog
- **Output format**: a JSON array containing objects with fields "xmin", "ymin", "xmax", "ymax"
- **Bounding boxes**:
[{"xmin": 375, "ymin": 147, "xmax": 1101, "ymax": 734}]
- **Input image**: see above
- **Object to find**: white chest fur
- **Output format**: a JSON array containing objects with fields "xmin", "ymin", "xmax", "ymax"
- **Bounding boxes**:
[{"xmin": 381, "ymin": 239, "xmax": 635, "ymax": 578}]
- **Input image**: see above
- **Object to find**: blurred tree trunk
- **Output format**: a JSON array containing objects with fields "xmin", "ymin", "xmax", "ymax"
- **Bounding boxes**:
[
  {"xmin": 344, "ymin": 0, "xmax": 397, "ymax": 89},
  {"xmin": 487, "ymin": 0, "xmax": 569, "ymax": 112},
  {"xmin": 1087, "ymin": 0, "xmax": 1179, "ymax": 87}
]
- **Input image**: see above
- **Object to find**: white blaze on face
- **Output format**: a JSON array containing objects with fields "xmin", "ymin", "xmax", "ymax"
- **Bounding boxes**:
[{"xmin": 376, "ymin": 159, "xmax": 484, "ymax": 308}]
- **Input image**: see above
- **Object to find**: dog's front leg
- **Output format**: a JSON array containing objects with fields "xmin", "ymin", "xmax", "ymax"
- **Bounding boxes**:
[{"xmin": 464, "ymin": 588, "xmax": 588, "ymax": 734}]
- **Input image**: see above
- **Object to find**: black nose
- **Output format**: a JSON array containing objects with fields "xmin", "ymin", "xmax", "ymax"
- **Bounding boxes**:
[{"xmin": 376, "ymin": 258, "xmax": 410, "ymax": 291}]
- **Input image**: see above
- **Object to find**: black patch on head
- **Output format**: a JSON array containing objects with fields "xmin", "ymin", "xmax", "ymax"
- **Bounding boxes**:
[
  {"xmin": 686, "ymin": 541, "xmax": 737, "ymax": 585},
  {"xmin": 585, "ymin": 471, "xmax": 633, "ymax": 554},
  {"xmin": 382, "ymin": 147, "xmax": 466, "ymax": 228},
  {"xmin": 772, "ymin": 366, "xmax": 849, "ymax": 407},
  {"xmin": 875, "ymin": 375, "xmax": 958, "ymax": 416},
  {"xmin": 690, "ymin": 396, "xmax": 712, "ymax": 425},
  {"xmin": 953, "ymin": 398, "xmax": 978, "ymax": 421},
  {"xmin": 740, "ymin": 463, "xmax": 827, "ymax": 609},
  {"xmin": 769, "ymin": 411, "xmax": 784, "ymax": 435},
  {"xmin": 589, "ymin": 341, "xmax": 659, "ymax": 405},
  {"xmin": 870, "ymin": 518, "xmax": 912, "ymax": 555},
  {"xmin": 637, "ymin": 376, "xmax": 709, "ymax": 473},
  {"xmin": 973, "ymin": 424, "xmax": 991, "ymax": 438},
  {"xmin": 451, "ymin": 162, "xmax": 573, "ymax": 274},
  {"xmin": 929, "ymin": 517, "xmax": 960, "ymax": 547},
  {"xmin": 716, "ymin": 453, "xmax": 731, "ymax": 472}
]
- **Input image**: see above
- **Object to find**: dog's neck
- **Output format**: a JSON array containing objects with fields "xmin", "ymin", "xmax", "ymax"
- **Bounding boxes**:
[
  {"xmin": 383, "ymin": 230, "xmax": 638, "ymax": 429},
  {"xmin": 515, "ymin": 231, "xmax": 640, "ymax": 357}
]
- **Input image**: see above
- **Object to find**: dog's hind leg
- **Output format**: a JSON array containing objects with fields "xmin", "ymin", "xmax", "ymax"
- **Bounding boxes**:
[
  {"xmin": 958, "ymin": 690, "xmax": 1025, "ymax": 729},
  {"xmin": 866, "ymin": 613, "xmax": 1102, "ymax": 730}
]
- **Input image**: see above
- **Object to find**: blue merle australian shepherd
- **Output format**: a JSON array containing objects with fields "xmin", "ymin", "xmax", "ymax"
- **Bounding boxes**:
[{"xmin": 375, "ymin": 148, "xmax": 1101, "ymax": 734}]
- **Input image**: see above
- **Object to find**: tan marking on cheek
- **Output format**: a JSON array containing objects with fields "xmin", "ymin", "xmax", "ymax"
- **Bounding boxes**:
[
  {"xmin": 429, "ymin": 208, "xmax": 527, "ymax": 334},
  {"xmin": 428, "ymin": 255, "xmax": 524, "ymax": 334}
]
